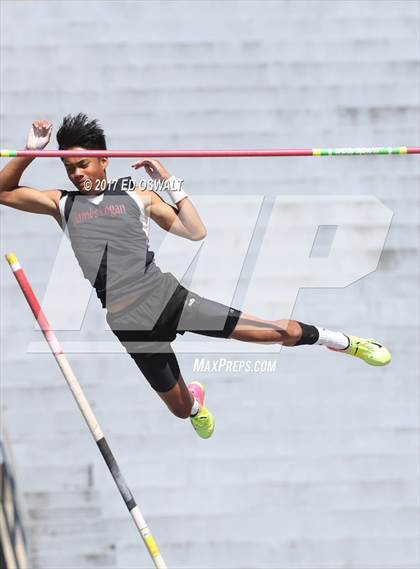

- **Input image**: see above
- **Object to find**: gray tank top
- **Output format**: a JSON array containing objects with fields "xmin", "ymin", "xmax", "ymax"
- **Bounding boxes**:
[{"xmin": 59, "ymin": 177, "xmax": 164, "ymax": 308}]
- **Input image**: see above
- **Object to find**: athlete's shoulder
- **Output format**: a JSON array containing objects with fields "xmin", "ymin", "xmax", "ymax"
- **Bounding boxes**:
[
  {"xmin": 130, "ymin": 183, "xmax": 153, "ymax": 212},
  {"xmin": 58, "ymin": 189, "xmax": 81, "ymax": 203},
  {"xmin": 58, "ymin": 189, "xmax": 81, "ymax": 196}
]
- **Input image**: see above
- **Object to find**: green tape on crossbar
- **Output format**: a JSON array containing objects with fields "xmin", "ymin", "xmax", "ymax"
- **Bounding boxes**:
[{"xmin": 313, "ymin": 146, "xmax": 408, "ymax": 156}]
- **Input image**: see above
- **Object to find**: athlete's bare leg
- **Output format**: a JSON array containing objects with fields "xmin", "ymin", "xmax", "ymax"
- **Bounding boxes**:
[
  {"xmin": 157, "ymin": 375, "xmax": 194, "ymax": 419},
  {"xmin": 229, "ymin": 312, "xmax": 303, "ymax": 346},
  {"xmin": 155, "ymin": 310, "xmax": 390, "ymax": 423}
]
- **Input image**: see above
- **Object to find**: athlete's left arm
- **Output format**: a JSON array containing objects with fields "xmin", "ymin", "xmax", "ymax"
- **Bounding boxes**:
[
  {"xmin": 135, "ymin": 186, "xmax": 207, "ymax": 241},
  {"xmin": 131, "ymin": 158, "xmax": 207, "ymax": 240}
]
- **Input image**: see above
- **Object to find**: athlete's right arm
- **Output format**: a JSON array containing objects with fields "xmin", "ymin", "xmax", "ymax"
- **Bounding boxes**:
[
  {"xmin": 0, "ymin": 120, "xmax": 63, "ymax": 226},
  {"xmin": 0, "ymin": 158, "xmax": 63, "ymax": 225}
]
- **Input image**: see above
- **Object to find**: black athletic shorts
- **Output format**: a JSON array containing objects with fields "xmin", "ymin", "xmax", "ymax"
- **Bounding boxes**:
[{"xmin": 106, "ymin": 279, "xmax": 242, "ymax": 392}]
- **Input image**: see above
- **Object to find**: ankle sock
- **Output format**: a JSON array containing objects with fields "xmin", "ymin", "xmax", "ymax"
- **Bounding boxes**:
[
  {"xmin": 295, "ymin": 322, "xmax": 350, "ymax": 350},
  {"xmin": 190, "ymin": 398, "xmax": 200, "ymax": 417},
  {"xmin": 315, "ymin": 327, "xmax": 350, "ymax": 350}
]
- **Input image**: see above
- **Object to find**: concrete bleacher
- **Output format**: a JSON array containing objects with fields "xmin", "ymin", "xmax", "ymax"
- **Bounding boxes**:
[{"xmin": 0, "ymin": 1, "xmax": 419, "ymax": 567}]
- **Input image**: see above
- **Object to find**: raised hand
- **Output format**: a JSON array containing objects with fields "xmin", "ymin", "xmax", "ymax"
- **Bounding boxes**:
[{"xmin": 26, "ymin": 120, "xmax": 52, "ymax": 150}]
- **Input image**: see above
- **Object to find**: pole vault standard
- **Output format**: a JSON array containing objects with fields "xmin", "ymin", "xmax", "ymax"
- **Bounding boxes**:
[
  {"xmin": 1, "ymin": 146, "xmax": 419, "ymax": 158},
  {"xmin": 5, "ymin": 252, "xmax": 167, "ymax": 569}
]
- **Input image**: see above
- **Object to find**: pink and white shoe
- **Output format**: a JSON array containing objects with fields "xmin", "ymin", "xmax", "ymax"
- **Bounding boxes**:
[{"xmin": 188, "ymin": 381, "xmax": 205, "ymax": 406}]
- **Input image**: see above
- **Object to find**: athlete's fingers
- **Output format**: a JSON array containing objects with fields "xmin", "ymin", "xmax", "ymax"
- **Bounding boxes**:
[
  {"xmin": 131, "ymin": 159, "xmax": 155, "ymax": 169},
  {"xmin": 131, "ymin": 160, "xmax": 161, "ymax": 180},
  {"xmin": 32, "ymin": 125, "xmax": 52, "ymax": 141},
  {"xmin": 33, "ymin": 125, "xmax": 50, "ymax": 138},
  {"xmin": 27, "ymin": 120, "xmax": 52, "ymax": 150},
  {"xmin": 32, "ymin": 120, "xmax": 52, "ymax": 135},
  {"xmin": 131, "ymin": 159, "xmax": 146, "ymax": 169},
  {"xmin": 131, "ymin": 161, "xmax": 152, "ymax": 175}
]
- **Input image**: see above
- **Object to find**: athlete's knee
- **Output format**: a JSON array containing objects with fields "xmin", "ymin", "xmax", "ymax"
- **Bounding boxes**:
[{"xmin": 273, "ymin": 319, "xmax": 301, "ymax": 343}]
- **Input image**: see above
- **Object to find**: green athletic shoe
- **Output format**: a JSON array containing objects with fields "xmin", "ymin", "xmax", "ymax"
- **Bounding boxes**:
[
  {"xmin": 328, "ymin": 335, "xmax": 391, "ymax": 366},
  {"xmin": 190, "ymin": 406, "xmax": 215, "ymax": 439},
  {"xmin": 188, "ymin": 381, "xmax": 215, "ymax": 439}
]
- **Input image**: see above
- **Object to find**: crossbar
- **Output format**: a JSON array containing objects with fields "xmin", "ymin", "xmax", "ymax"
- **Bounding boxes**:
[{"xmin": 1, "ymin": 146, "xmax": 419, "ymax": 158}]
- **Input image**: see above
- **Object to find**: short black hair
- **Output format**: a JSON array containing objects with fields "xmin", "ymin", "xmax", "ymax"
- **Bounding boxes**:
[{"xmin": 56, "ymin": 113, "xmax": 107, "ymax": 150}]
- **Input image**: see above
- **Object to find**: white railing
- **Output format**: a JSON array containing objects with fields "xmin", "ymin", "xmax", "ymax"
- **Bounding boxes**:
[{"xmin": 0, "ymin": 428, "xmax": 29, "ymax": 569}]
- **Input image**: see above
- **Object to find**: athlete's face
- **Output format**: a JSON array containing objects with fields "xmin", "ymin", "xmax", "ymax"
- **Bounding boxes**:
[{"xmin": 62, "ymin": 147, "xmax": 108, "ymax": 194}]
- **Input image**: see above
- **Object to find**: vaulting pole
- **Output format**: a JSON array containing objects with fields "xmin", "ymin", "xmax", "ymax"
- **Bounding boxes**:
[
  {"xmin": 5, "ymin": 252, "xmax": 167, "ymax": 569},
  {"xmin": 1, "ymin": 146, "xmax": 419, "ymax": 158}
]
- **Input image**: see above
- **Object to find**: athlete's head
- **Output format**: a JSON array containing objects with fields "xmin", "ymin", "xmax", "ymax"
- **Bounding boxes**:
[{"xmin": 57, "ymin": 113, "xmax": 108, "ymax": 193}]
